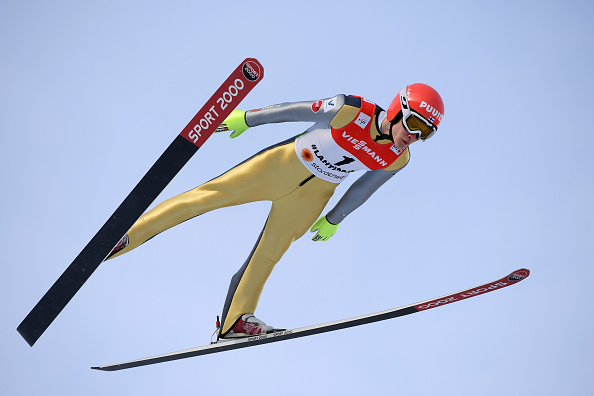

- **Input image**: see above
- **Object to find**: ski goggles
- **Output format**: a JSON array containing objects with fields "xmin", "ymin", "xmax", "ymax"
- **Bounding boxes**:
[{"xmin": 399, "ymin": 87, "xmax": 437, "ymax": 141}]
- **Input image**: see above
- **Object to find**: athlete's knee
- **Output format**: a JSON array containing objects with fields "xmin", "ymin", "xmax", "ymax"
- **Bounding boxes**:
[{"xmin": 183, "ymin": 184, "xmax": 237, "ymax": 210}]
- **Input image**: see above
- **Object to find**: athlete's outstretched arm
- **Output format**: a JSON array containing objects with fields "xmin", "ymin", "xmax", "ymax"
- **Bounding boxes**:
[
  {"xmin": 325, "ymin": 167, "xmax": 404, "ymax": 225},
  {"xmin": 218, "ymin": 95, "xmax": 367, "ymax": 138}
]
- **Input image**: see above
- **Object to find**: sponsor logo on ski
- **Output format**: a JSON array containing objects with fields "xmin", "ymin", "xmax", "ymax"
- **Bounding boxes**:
[
  {"xmin": 247, "ymin": 334, "xmax": 269, "ymax": 342},
  {"xmin": 188, "ymin": 78, "xmax": 246, "ymax": 144},
  {"xmin": 272, "ymin": 330, "xmax": 293, "ymax": 337},
  {"xmin": 187, "ymin": 104, "xmax": 220, "ymax": 143},
  {"xmin": 460, "ymin": 282, "xmax": 508, "ymax": 298},
  {"xmin": 417, "ymin": 296, "xmax": 457, "ymax": 309},
  {"xmin": 417, "ymin": 281, "xmax": 510, "ymax": 309},
  {"xmin": 242, "ymin": 60, "xmax": 261, "ymax": 81},
  {"xmin": 246, "ymin": 330, "xmax": 294, "ymax": 342},
  {"xmin": 508, "ymin": 270, "xmax": 529, "ymax": 282}
]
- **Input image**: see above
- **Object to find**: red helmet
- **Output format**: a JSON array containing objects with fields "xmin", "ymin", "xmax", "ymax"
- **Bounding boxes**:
[{"xmin": 387, "ymin": 83, "xmax": 444, "ymax": 130}]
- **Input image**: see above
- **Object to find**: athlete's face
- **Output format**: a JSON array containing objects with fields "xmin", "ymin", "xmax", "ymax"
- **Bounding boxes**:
[{"xmin": 382, "ymin": 119, "xmax": 419, "ymax": 150}]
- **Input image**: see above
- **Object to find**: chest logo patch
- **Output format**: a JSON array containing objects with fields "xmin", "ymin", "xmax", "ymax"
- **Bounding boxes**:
[
  {"xmin": 355, "ymin": 112, "xmax": 371, "ymax": 129},
  {"xmin": 390, "ymin": 144, "xmax": 404, "ymax": 155},
  {"xmin": 301, "ymin": 148, "xmax": 314, "ymax": 162}
]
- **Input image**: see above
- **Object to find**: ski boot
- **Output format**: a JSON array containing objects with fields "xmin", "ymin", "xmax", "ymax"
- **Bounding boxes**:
[
  {"xmin": 106, "ymin": 234, "xmax": 129, "ymax": 259},
  {"xmin": 213, "ymin": 314, "xmax": 281, "ymax": 342}
]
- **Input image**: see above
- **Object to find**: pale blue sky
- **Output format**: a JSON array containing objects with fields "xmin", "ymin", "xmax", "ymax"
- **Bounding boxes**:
[{"xmin": 2, "ymin": 1, "xmax": 593, "ymax": 395}]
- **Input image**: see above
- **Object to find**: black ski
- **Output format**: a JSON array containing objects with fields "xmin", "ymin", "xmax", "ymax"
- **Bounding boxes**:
[
  {"xmin": 17, "ymin": 59, "xmax": 264, "ymax": 346},
  {"xmin": 92, "ymin": 268, "xmax": 529, "ymax": 371}
]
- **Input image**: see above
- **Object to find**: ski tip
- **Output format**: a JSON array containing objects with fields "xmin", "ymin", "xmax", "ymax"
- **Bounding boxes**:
[
  {"xmin": 508, "ymin": 268, "xmax": 530, "ymax": 281},
  {"xmin": 240, "ymin": 58, "xmax": 264, "ymax": 82}
]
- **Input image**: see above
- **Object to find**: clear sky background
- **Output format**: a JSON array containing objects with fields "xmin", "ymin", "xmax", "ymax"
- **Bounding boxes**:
[{"xmin": 2, "ymin": 1, "xmax": 593, "ymax": 395}]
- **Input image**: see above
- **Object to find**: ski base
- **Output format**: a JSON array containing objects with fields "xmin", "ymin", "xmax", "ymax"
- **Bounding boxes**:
[{"xmin": 92, "ymin": 268, "xmax": 529, "ymax": 371}]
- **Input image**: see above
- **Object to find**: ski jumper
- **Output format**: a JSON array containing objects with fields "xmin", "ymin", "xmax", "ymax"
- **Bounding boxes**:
[{"xmin": 106, "ymin": 94, "xmax": 410, "ymax": 335}]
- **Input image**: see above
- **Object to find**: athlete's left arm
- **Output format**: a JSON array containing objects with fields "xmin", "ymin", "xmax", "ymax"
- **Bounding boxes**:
[{"xmin": 325, "ymin": 167, "xmax": 403, "ymax": 225}]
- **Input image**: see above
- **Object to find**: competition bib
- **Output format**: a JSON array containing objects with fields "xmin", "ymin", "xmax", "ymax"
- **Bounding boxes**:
[{"xmin": 295, "ymin": 98, "xmax": 405, "ymax": 183}]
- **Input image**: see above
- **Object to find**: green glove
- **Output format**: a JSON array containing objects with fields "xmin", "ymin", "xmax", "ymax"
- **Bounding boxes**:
[
  {"xmin": 215, "ymin": 110, "xmax": 249, "ymax": 138},
  {"xmin": 310, "ymin": 216, "xmax": 339, "ymax": 242}
]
